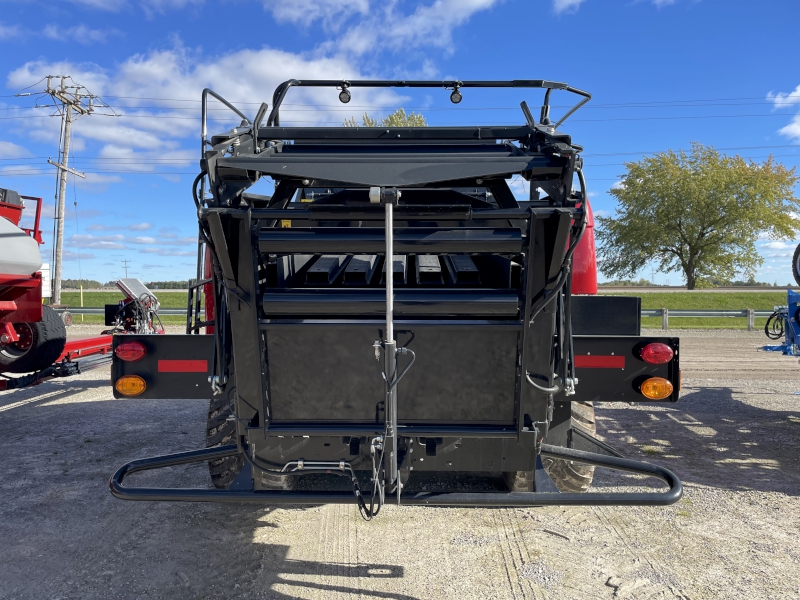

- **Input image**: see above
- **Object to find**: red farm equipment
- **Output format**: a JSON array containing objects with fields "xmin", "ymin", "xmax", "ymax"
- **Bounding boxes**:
[{"xmin": 0, "ymin": 187, "xmax": 146, "ymax": 390}]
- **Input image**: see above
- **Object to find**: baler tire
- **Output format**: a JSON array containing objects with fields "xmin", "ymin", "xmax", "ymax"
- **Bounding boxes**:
[
  {"xmin": 0, "ymin": 305, "xmax": 66, "ymax": 374},
  {"xmin": 793, "ymin": 243, "xmax": 800, "ymax": 287},
  {"xmin": 205, "ymin": 392, "xmax": 293, "ymax": 491},
  {"xmin": 541, "ymin": 401, "xmax": 596, "ymax": 493},
  {"xmin": 504, "ymin": 401, "xmax": 597, "ymax": 493},
  {"xmin": 206, "ymin": 393, "xmax": 244, "ymax": 490}
]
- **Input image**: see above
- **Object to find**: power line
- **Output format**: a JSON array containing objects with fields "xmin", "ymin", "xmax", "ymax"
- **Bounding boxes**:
[{"xmin": 17, "ymin": 75, "xmax": 112, "ymax": 305}]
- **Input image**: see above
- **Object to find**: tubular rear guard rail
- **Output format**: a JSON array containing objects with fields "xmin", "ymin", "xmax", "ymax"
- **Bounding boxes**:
[{"xmin": 109, "ymin": 443, "xmax": 683, "ymax": 507}]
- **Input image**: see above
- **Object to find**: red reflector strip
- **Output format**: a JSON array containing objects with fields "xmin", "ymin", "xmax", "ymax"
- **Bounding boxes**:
[
  {"xmin": 157, "ymin": 359, "xmax": 208, "ymax": 373},
  {"xmin": 574, "ymin": 355, "xmax": 625, "ymax": 369}
]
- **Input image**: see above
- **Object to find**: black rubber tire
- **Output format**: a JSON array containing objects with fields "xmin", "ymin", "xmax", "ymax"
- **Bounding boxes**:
[
  {"xmin": 542, "ymin": 401, "xmax": 596, "ymax": 492},
  {"xmin": 793, "ymin": 243, "xmax": 800, "ymax": 287},
  {"xmin": 0, "ymin": 305, "xmax": 67, "ymax": 374},
  {"xmin": 504, "ymin": 401, "xmax": 597, "ymax": 493},
  {"xmin": 205, "ymin": 390, "xmax": 292, "ymax": 490},
  {"xmin": 206, "ymin": 392, "xmax": 244, "ymax": 489}
]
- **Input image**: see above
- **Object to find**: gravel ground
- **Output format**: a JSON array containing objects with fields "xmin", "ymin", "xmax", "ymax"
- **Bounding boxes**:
[{"xmin": 1, "ymin": 330, "xmax": 799, "ymax": 599}]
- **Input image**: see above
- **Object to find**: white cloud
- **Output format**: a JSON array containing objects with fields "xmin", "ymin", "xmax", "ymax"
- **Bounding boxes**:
[
  {"xmin": 141, "ymin": 247, "xmax": 194, "ymax": 256},
  {"xmin": 65, "ymin": 0, "xmax": 201, "ymax": 13},
  {"xmin": 64, "ymin": 250, "xmax": 95, "ymax": 260},
  {"xmin": 332, "ymin": 0, "xmax": 501, "ymax": 57},
  {"xmin": 762, "ymin": 241, "xmax": 793, "ymax": 250},
  {"xmin": 767, "ymin": 84, "xmax": 800, "ymax": 109},
  {"xmin": 131, "ymin": 236, "xmax": 157, "ymax": 244},
  {"xmin": 0, "ymin": 21, "xmax": 21, "ymax": 39},
  {"xmin": 552, "ymin": 0, "xmax": 585, "ymax": 14},
  {"xmin": 777, "ymin": 114, "xmax": 800, "ymax": 142},
  {"xmin": 7, "ymin": 43, "xmax": 406, "ymax": 160},
  {"xmin": 68, "ymin": 233, "xmax": 125, "ymax": 249},
  {"xmin": 42, "ymin": 24, "xmax": 118, "ymax": 45},
  {"xmin": 651, "ymin": 0, "xmax": 675, "ymax": 5},
  {"xmin": 0, "ymin": 140, "xmax": 30, "ymax": 158},
  {"xmin": 66, "ymin": 0, "xmax": 127, "ymax": 10},
  {"xmin": 262, "ymin": 0, "xmax": 369, "ymax": 31},
  {"xmin": 130, "ymin": 222, "xmax": 153, "ymax": 230}
]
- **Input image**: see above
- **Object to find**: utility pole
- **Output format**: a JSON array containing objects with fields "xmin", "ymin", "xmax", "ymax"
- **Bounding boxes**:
[
  {"xmin": 122, "ymin": 259, "xmax": 131, "ymax": 278},
  {"xmin": 17, "ymin": 75, "xmax": 110, "ymax": 305}
]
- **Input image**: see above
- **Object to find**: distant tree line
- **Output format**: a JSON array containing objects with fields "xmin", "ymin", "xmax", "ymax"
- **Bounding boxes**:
[
  {"xmin": 61, "ymin": 279, "xmax": 107, "ymax": 289},
  {"xmin": 142, "ymin": 280, "xmax": 197, "ymax": 289},
  {"xmin": 599, "ymin": 278, "xmax": 656, "ymax": 287}
]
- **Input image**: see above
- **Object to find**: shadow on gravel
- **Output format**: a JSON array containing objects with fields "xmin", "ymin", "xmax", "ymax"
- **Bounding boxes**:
[
  {"xmin": 0, "ymin": 392, "xmax": 417, "ymax": 599},
  {"xmin": 594, "ymin": 386, "xmax": 800, "ymax": 496}
]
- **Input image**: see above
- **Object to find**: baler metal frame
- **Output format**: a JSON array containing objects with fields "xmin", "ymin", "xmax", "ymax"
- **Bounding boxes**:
[{"xmin": 110, "ymin": 79, "xmax": 683, "ymax": 511}]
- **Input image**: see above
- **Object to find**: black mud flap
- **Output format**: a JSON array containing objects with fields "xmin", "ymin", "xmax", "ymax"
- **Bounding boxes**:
[{"xmin": 112, "ymin": 334, "xmax": 214, "ymax": 399}]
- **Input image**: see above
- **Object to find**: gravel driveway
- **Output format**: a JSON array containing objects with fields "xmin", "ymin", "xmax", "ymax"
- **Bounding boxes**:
[{"xmin": 1, "ymin": 329, "xmax": 798, "ymax": 599}]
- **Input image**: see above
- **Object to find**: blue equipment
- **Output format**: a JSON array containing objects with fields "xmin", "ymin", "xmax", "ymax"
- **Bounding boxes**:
[{"xmin": 762, "ymin": 289, "xmax": 800, "ymax": 355}]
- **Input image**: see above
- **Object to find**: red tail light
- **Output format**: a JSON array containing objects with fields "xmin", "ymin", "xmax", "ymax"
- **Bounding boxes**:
[
  {"xmin": 115, "ymin": 340, "xmax": 146, "ymax": 362},
  {"xmin": 640, "ymin": 343, "xmax": 674, "ymax": 365}
]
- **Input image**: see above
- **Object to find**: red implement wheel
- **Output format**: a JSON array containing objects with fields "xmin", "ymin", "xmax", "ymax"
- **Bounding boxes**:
[{"xmin": 0, "ymin": 305, "xmax": 67, "ymax": 374}]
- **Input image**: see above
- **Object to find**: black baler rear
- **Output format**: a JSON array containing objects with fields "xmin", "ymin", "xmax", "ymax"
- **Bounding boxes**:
[{"xmin": 110, "ymin": 80, "xmax": 682, "ymax": 514}]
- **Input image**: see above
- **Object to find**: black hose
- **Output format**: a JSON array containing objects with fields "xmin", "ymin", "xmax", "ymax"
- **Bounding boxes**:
[
  {"xmin": 764, "ymin": 311, "xmax": 784, "ymax": 340},
  {"xmin": 528, "ymin": 217, "xmax": 586, "ymax": 324}
]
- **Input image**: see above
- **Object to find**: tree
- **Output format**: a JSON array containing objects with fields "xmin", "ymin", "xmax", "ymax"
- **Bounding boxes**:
[
  {"xmin": 343, "ymin": 108, "xmax": 427, "ymax": 128},
  {"xmin": 596, "ymin": 143, "xmax": 799, "ymax": 289}
]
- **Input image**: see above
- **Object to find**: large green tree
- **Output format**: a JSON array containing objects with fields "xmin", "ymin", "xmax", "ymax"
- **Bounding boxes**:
[
  {"xmin": 344, "ymin": 108, "xmax": 427, "ymax": 128},
  {"xmin": 596, "ymin": 143, "xmax": 799, "ymax": 289}
]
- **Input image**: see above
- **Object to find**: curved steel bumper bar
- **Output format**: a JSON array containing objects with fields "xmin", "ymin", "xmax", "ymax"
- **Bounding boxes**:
[{"xmin": 109, "ymin": 443, "xmax": 682, "ymax": 506}]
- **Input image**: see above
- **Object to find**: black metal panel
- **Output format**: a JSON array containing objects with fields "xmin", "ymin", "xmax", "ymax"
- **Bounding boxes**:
[
  {"xmin": 380, "ymin": 255, "xmax": 407, "ymax": 285},
  {"xmin": 262, "ymin": 289, "xmax": 519, "ymax": 317},
  {"xmin": 444, "ymin": 255, "xmax": 481, "ymax": 285},
  {"xmin": 249, "ymin": 206, "xmax": 534, "ymax": 222},
  {"xmin": 261, "ymin": 319, "xmax": 522, "ymax": 330},
  {"xmin": 415, "ymin": 255, "xmax": 443, "ymax": 285},
  {"xmin": 258, "ymin": 227, "xmax": 522, "ymax": 254},
  {"xmin": 111, "ymin": 334, "xmax": 214, "ymax": 399},
  {"xmin": 266, "ymin": 326, "xmax": 518, "ymax": 424},
  {"xmin": 218, "ymin": 152, "xmax": 561, "ymax": 187},
  {"xmin": 343, "ymin": 255, "xmax": 378, "ymax": 285},
  {"xmin": 305, "ymin": 255, "xmax": 350, "ymax": 285},
  {"xmin": 569, "ymin": 336, "xmax": 680, "ymax": 403},
  {"xmin": 571, "ymin": 295, "xmax": 641, "ymax": 336},
  {"xmin": 255, "ymin": 125, "xmax": 537, "ymax": 142}
]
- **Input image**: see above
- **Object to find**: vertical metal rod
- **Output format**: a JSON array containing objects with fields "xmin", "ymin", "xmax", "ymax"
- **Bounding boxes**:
[
  {"xmin": 383, "ymin": 199, "xmax": 398, "ymax": 498},
  {"xmin": 385, "ymin": 201, "xmax": 394, "ymax": 343}
]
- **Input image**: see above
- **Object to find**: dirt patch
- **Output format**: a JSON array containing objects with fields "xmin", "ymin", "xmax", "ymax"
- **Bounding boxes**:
[{"xmin": 1, "ymin": 331, "xmax": 799, "ymax": 599}]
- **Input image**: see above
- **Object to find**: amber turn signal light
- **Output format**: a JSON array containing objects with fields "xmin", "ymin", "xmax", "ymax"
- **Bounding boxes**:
[
  {"xmin": 115, "ymin": 341, "xmax": 146, "ymax": 362},
  {"xmin": 640, "ymin": 377, "xmax": 673, "ymax": 400},
  {"xmin": 115, "ymin": 375, "xmax": 146, "ymax": 397},
  {"xmin": 640, "ymin": 343, "xmax": 674, "ymax": 365}
]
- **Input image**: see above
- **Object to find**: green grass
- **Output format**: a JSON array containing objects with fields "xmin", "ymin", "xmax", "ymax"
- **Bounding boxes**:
[
  {"xmin": 51, "ymin": 291, "xmax": 199, "ymax": 309},
  {"xmin": 600, "ymin": 291, "xmax": 786, "ymax": 310},
  {"xmin": 604, "ymin": 291, "xmax": 786, "ymax": 329}
]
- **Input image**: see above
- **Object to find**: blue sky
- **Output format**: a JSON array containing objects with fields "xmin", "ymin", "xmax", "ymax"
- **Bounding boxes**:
[{"xmin": 0, "ymin": 0, "xmax": 798, "ymax": 284}]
